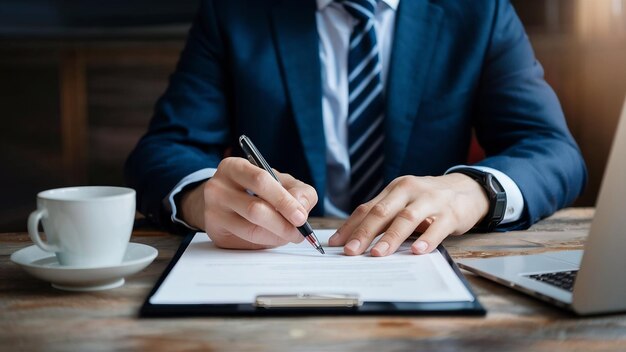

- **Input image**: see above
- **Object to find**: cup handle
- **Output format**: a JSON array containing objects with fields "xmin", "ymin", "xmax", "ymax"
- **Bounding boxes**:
[{"xmin": 27, "ymin": 209, "xmax": 60, "ymax": 252}]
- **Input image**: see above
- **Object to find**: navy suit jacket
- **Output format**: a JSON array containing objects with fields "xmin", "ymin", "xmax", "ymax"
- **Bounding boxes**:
[{"xmin": 125, "ymin": 0, "xmax": 587, "ymax": 232}]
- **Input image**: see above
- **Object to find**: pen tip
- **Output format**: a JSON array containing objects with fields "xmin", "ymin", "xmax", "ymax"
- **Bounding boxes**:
[{"xmin": 318, "ymin": 246, "xmax": 325, "ymax": 255}]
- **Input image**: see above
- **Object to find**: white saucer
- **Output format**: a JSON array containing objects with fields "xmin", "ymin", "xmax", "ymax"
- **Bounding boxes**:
[{"xmin": 10, "ymin": 243, "xmax": 158, "ymax": 292}]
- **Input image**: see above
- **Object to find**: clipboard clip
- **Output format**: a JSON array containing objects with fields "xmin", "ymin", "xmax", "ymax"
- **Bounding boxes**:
[{"xmin": 255, "ymin": 293, "xmax": 362, "ymax": 308}]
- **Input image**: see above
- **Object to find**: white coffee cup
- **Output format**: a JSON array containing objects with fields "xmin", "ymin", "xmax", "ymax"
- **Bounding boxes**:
[{"xmin": 27, "ymin": 186, "xmax": 136, "ymax": 267}]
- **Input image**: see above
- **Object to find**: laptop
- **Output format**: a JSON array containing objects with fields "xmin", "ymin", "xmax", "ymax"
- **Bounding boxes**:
[{"xmin": 457, "ymin": 97, "xmax": 626, "ymax": 315}]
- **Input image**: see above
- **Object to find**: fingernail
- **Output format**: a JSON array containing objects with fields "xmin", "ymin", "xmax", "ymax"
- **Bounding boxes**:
[
  {"xmin": 291, "ymin": 210, "xmax": 306, "ymax": 225},
  {"xmin": 328, "ymin": 232, "xmax": 338, "ymax": 244},
  {"xmin": 346, "ymin": 239, "xmax": 361, "ymax": 253},
  {"xmin": 415, "ymin": 240, "xmax": 429, "ymax": 253},
  {"xmin": 373, "ymin": 241, "xmax": 390, "ymax": 256}
]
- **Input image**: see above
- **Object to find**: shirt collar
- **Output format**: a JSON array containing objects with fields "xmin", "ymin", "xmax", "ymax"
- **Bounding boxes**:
[{"xmin": 317, "ymin": 0, "xmax": 399, "ymax": 11}]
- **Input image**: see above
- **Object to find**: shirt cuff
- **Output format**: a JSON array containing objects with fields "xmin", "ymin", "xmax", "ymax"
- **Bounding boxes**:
[
  {"xmin": 445, "ymin": 165, "xmax": 524, "ymax": 224},
  {"xmin": 164, "ymin": 168, "xmax": 217, "ymax": 230}
]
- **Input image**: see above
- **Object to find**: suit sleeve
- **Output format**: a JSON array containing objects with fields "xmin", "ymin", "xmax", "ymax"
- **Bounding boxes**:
[
  {"xmin": 473, "ymin": 0, "xmax": 587, "ymax": 229},
  {"xmin": 124, "ymin": 0, "xmax": 229, "ymax": 230}
]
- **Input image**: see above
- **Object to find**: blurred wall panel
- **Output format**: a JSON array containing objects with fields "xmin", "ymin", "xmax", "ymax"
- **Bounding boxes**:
[
  {"xmin": 512, "ymin": 0, "xmax": 626, "ymax": 206},
  {"xmin": 86, "ymin": 47, "xmax": 180, "ymax": 186},
  {"xmin": 0, "ymin": 43, "xmax": 183, "ymax": 231},
  {"xmin": 0, "ymin": 1, "xmax": 197, "ymax": 231},
  {"xmin": 0, "ymin": 49, "xmax": 65, "ymax": 231}
]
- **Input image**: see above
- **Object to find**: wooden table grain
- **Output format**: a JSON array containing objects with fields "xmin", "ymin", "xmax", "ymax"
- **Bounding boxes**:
[{"xmin": 2, "ymin": 208, "xmax": 625, "ymax": 351}]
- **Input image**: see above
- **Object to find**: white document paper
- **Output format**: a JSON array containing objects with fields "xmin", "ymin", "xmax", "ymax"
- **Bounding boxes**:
[{"xmin": 150, "ymin": 230, "xmax": 474, "ymax": 305}]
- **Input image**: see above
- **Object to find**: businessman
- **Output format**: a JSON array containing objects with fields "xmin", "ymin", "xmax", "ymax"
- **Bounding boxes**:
[{"xmin": 125, "ymin": 0, "xmax": 586, "ymax": 256}]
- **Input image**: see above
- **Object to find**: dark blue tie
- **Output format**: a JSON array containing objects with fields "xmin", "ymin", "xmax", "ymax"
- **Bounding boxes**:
[{"xmin": 339, "ymin": 0, "xmax": 385, "ymax": 211}]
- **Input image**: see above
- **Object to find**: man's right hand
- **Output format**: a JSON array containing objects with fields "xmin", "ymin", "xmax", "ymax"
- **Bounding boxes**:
[{"xmin": 179, "ymin": 157, "xmax": 318, "ymax": 249}]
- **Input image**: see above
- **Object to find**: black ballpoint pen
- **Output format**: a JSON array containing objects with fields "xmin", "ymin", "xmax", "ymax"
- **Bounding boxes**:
[{"xmin": 238, "ymin": 135, "xmax": 325, "ymax": 254}]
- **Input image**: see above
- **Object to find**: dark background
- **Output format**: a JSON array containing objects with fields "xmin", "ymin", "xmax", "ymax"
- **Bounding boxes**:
[{"xmin": 1, "ymin": 0, "xmax": 626, "ymax": 232}]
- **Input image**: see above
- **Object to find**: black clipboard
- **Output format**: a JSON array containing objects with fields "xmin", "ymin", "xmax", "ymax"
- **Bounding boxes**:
[{"xmin": 140, "ymin": 233, "xmax": 486, "ymax": 317}]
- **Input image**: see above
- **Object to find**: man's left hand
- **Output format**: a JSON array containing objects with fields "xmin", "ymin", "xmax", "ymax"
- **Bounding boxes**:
[{"xmin": 328, "ymin": 173, "xmax": 490, "ymax": 256}]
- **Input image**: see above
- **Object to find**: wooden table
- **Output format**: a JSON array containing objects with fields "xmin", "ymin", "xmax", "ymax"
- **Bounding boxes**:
[{"xmin": 2, "ymin": 208, "xmax": 625, "ymax": 351}]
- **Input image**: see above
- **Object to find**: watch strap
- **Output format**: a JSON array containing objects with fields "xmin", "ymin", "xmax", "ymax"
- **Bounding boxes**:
[{"xmin": 450, "ymin": 168, "xmax": 507, "ymax": 231}]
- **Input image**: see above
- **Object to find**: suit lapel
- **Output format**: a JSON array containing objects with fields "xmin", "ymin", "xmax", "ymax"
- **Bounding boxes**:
[
  {"xmin": 271, "ymin": 0, "xmax": 326, "ymax": 198},
  {"xmin": 385, "ymin": 0, "xmax": 444, "ymax": 179}
]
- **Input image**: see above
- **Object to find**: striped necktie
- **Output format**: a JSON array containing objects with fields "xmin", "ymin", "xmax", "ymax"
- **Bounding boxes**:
[{"xmin": 339, "ymin": 0, "xmax": 385, "ymax": 211}]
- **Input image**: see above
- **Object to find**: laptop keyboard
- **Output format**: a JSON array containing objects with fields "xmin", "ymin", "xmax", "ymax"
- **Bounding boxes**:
[{"xmin": 527, "ymin": 270, "xmax": 579, "ymax": 292}]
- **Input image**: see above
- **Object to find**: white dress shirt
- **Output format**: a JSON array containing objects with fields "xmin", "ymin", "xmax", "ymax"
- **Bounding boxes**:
[{"xmin": 166, "ymin": 0, "xmax": 524, "ymax": 228}]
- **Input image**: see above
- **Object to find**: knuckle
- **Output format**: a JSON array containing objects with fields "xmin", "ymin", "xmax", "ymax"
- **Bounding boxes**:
[
  {"xmin": 301, "ymin": 194, "xmax": 313, "ymax": 208},
  {"xmin": 218, "ymin": 157, "xmax": 231, "ymax": 170},
  {"xmin": 278, "ymin": 172, "xmax": 294, "ymax": 184},
  {"xmin": 423, "ymin": 175, "xmax": 436, "ymax": 182},
  {"xmin": 222, "ymin": 157, "xmax": 250, "ymax": 180},
  {"xmin": 275, "ymin": 194, "xmax": 297, "ymax": 212},
  {"xmin": 354, "ymin": 204, "xmax": 371, "ymax": 217},
  {"xmin": 353, "ymin": 227, "xmax": 372, "ymax": 242},
  {"xmin": 371, "ymin": 202, "xmax": 390, "ymax": 218},
  {"xmin": 307, "ymin": 185, "xmax": 319, "ymax": 205},
  {"xmin": 384, "ymin": 229, "xmax": 404, "ymax": 242},
  {"xmin": 396, "ymin": 176, "xmax": 414, "ymax": 189},
  {"xmin": 220, "ymin": 157, "xmax": 238, "ymax": 171},
  {"xmin": 291, "ymin": 190, "xmax": 311, "ymax": 210},
  {"xmin": 246, "ymin": 200, "xmax": 267, "ymax": 223},
  {"xmin": 251, "ymin": 169, "xmax": 270, "ymax": 189},
  {"xmin": 397, "ymin": 208, "xmax": 419, "ymax": 223}
]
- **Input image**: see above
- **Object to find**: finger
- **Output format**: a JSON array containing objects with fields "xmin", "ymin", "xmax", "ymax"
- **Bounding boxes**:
[
  {"xmin": 224, "ymin": 158, "xmax": 309, "ymax": 227},
  {"xmin": 328, "ymin": 203, "xmax": 371, "ymax": 247},
  {"xmin": 342, "ymin": 188, "xmax": 411, "ymax": 256},
  {"xmin": 370, "ymin": 201, "xmax": 431, "ymax": 257},
  {"xmin": 216, "ymin": 210, "xmax": 291, "ymax": 247},
  {"xmin": 277, "ymin": 171, "xmax": 318, "ymax": 212},
  {"xmin": 208, "ymin": 232, "xmax": 278, "ymax": 250},
  {"xmin": 415, "ymin": 217, "xmax": 434, "ymax": 234},
  {"xmin": 221, "ymin": 185, "xmax": 304, "ymax": 243},
  {"xmin": 205, "ymin": 208, "xmax": 287, "ymax": 249},
  {"xmin": 411, "ymin": 217, "xmax": 455, "ymax": 254},
  {"xmin": 328, "ymin": 185, "xmax": 393, "ymax": 247}
]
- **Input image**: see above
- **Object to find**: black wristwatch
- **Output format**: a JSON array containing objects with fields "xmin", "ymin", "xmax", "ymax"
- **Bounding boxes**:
[{"xmin": 451, "ymin": 168, "xmax": 507, "ymax": 231}]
